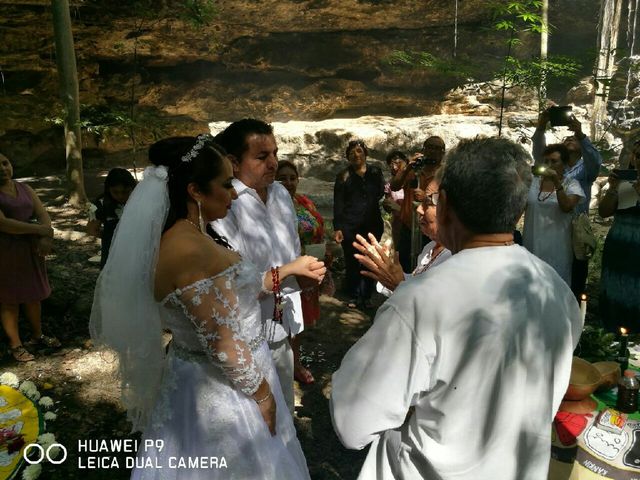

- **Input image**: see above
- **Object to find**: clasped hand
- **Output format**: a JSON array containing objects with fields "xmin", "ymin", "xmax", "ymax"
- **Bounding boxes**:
[
  {"xmin": 353, "ymin": 233, "xmax": 404, "ymax": 292},
  {"xmin": 292, "ymin": 255, "xmax": 326, "ymax": 287}
]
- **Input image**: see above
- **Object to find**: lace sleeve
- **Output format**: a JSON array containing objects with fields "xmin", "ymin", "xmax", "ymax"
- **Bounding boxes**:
[{"xmin": 177, "ymin": 271, "xmax": 264, "ymax": 396}]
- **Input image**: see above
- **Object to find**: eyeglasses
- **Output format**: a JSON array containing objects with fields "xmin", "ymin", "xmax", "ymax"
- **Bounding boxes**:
[{"xmin": 424, "ymin": 192, "xmax": 439, "ymax": 206}]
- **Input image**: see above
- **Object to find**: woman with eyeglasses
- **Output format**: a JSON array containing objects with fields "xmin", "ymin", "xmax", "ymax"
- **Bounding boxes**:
[
  {"xmin": 333, "ymin": 140, "xmax": 384, "ymax": 309},
  {"xmin": 598, "ymin": 139, "xmax": 640, "ymax": 332},
  {"xmin": 522, "ymin": 144, "xmax": 584, "ymax": 285},
  {"xmin": 352, "ymin": 174, "xmax": 451, "ymax": 296}
]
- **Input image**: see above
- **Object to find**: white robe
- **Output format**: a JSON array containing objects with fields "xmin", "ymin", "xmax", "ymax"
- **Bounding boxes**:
[
  {"xmin": 522, "ymin": 177, "xmax": 585, "ymax": 285},
  {"xmin": 331, "ymin": 245, "xmax": 583, "ymax": 480}
]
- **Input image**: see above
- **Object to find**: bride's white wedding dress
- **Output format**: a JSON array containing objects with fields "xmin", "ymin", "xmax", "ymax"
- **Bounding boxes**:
[{"xmin": 130, "ymin": 260, "xmax": 310, "ymax": 479}]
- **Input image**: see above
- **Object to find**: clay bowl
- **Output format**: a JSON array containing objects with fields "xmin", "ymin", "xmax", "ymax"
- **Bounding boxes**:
[
  {"xmin": 564, "ymin": 357, "xmax": 602, "ymax": 401},
  {"xmin": 593, "ymin": 361, "xmax": 621, "ymax": 392}
]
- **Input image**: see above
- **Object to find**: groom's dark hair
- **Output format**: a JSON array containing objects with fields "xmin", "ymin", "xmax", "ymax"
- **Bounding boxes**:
[{"xmin": 214, "ymin": 118, "xmax": 273, "ymax": 161}]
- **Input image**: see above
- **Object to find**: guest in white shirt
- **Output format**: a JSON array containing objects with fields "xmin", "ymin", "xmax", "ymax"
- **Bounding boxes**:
[
  {"xmin": 353, "ymin": 173, "xmax": 452, "ymax": 297},
  {"xmin": 330, "ymin": 137, "xmax": 583, "ymax": 480},
  {"xmin": 212, "ymin": 119, "xmax": 325, "ymax": 414}
]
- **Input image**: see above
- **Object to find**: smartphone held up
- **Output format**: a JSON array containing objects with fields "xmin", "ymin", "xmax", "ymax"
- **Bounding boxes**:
[{"xmin": 548, "ymin": 106, "xmax": 573, "ymax": 127}]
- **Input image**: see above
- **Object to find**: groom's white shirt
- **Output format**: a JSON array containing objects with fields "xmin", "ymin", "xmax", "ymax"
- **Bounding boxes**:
[{"xmin": 212, "ymin": 178, "xmax": 303, "ymax": 342}]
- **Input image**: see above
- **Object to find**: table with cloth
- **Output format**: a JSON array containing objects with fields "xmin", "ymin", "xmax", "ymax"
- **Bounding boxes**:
[{"xmin": 550, "ymin": 379, "xmax": 640, "ymax": 479}]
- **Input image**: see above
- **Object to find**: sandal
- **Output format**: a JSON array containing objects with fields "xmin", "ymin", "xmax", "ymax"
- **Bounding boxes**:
[
  {"xmin": 10, "ymin": 345, "xmax": 35, "ymax": 362},
  {"xmin": 26, "ymin": 335, "xmax": 61, "ymax": 349},
  {"xmin": 294, "ymin": 366, "xmax": 315, "ymax": 385}
]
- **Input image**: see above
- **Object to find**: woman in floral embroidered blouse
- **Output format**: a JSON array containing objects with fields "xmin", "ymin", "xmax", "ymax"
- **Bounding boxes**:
[{"xmin": 277, "ymin": 160, "xmax": 325, "ymax": 385}]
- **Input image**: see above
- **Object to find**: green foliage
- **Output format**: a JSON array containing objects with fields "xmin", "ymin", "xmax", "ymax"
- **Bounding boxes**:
[
  {"xmin": 46, "ymin": 104, "xmax": 166, "ymax": 143},
  {"xmin": 180, "ymin": 0, "xmax": 218, "ymax": 27},
  {"xmin": 385, "ymin": 50, "xmax": 473, "ymax": 78},
  {"xmin": 503, "ymin": 55, "xmax": 581, "ymax": 90},
  {"xmin": 576, "ymin": 325, "xmax": 618, "ymax": 363},
  {"xmin": 85, "ymin": 0, "xmax": 218, "ymax": 26},
  {"xmin": 490, "ymin": 0, "xmax": 544, "ymax": 33}
]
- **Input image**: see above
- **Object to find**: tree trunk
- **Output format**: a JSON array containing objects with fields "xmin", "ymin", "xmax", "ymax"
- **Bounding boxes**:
[
  {"xmin": 592, "ymin": 0, "xmax": 625, "ymax": 140},
  {"xmin": 539, "ymin": 0, "xmax": 549, "ymax": 112},
  {"xmin": 51, "ymin": 0, "xmax": 87, "ymax": 206}
]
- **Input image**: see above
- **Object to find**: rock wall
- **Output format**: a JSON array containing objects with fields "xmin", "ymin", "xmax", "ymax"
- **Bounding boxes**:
[{"xmin": 0, "ymin": 0, "xmax": 604, "ymax": 174}]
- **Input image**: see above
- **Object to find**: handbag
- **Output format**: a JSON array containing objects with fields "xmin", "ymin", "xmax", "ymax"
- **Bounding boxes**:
[{"xmin": 572, "ymin": 212, "xmax": 597, "ymax": 261}]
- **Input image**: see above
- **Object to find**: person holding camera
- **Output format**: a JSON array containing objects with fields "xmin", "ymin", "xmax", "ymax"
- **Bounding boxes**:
[
  {"xmin": 389, "ymin": 136, "xmax": 445, "ymax": 272},
  {"xmin": 532, "ymin": 108, "xmax": 602, "ymax": 296},
  {"xmin": 523, "ymin": 144, "xmax": 585, "ymax": 285},
  {"xmin": 598, "ymin": 139, "xmax": 640, "ymax": 333},
  {"xmin": 382, "ymin": 150, "xmax": 407, "ymax": 248}
]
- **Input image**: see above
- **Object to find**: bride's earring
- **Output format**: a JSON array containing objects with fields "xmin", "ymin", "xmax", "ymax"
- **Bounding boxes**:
[{"xmin": 197, "ymin": 200, "xmax": 205, "ymax": 233}]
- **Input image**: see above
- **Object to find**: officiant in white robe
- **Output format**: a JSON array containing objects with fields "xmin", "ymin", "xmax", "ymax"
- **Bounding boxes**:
[{"xmin": 330, "ymin": 137, "xmax": 583, "ymax": 480}]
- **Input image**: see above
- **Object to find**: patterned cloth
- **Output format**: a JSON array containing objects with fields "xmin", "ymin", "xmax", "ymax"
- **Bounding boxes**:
[
  {"xmin": 294, "ymin": 194, "xmax": 324, "ymax": 246},
  {"xmin": 293, "ymin": 194, "xmax": 324, "ymax": 326},
  {"xmin": 0, "ymin": 181, "xmax": 50, "ymax": 303}
]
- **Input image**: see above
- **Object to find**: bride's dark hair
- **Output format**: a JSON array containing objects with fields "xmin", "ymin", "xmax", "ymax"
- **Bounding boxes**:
[{"xmin": 148, "ymin": 136, "xmax": 234, "ymax": 249}]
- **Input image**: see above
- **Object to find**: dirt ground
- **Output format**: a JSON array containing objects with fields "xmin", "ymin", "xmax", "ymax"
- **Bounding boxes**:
[{"xmin": 1, "ymin": 171, "xmax": 613, "ymax": 480}]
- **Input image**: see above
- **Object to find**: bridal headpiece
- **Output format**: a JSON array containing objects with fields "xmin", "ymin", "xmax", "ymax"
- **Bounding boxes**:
[{"xmin": 181, "ymin": 134, "xmax": 213, "ymax": 163}]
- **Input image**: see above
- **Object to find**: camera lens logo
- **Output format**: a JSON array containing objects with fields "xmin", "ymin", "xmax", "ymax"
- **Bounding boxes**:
[{"xmin": 23, "ymin": 443, "xmax": 67, "ymax": 465}]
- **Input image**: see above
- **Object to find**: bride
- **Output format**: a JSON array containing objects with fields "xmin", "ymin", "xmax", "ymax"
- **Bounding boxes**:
[{"xmin": 90, "ymin": 136, "xmax": 324, "ymax": 479}]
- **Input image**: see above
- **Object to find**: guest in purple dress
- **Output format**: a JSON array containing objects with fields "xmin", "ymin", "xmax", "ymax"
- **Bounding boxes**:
[{"xmin": 0, "ymin": 153, "xmax": 60, "ymax": 362}]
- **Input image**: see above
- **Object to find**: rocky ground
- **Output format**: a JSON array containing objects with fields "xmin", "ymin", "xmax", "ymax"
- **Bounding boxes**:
[{"xmin": 1, "ymin": 169, "xmax": 613, "ymax": 479}]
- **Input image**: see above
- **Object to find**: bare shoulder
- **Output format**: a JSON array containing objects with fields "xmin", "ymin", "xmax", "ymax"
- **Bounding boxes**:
[{"xmin": 155, "ymin": 225, "xmax": 239, "ymax": 299}]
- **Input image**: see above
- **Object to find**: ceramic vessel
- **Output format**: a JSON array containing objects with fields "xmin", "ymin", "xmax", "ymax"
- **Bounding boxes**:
[
  {"xmin": 564, "ymin": 357, "xmax": 602, "ymax": 401},
  {"xmin": 593, "ymin": 361, "xmax": 621, "ymax": 392}
]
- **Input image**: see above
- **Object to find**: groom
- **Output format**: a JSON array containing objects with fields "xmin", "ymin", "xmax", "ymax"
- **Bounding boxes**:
[{"xmin": 212, "ymin": 118, "xmax": 302, "ymax": 415}]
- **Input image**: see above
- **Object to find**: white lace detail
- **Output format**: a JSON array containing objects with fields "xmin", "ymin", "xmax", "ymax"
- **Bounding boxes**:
[
  {"xmin": 166, "ymin": 263, "xmax": 264, "ymax": 396},
  {"xmin": 149, "ymin": 355, "xmax": 178, "ymax": 430}
]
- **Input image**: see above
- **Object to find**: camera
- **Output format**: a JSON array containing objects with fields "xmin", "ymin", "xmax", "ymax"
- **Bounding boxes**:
[
  {"xmin": 532, "ymin": 165, "xmax": 547, "ymax": 176},
  {"xmin": 411, "ymin": 154, "xmax": 439, "ymax": 171},
  {"xmin": 612, "ymin": 168, "xmax": 638, "ymax": 181},
  {"xmin": 548, "ymin": 106, "xmax": 573, "ymax": 127}
]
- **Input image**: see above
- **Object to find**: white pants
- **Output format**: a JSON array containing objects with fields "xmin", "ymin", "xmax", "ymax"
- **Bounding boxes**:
[{"xmin": 269, "ymin": 337, "xmax": 295, "ymax": 415}]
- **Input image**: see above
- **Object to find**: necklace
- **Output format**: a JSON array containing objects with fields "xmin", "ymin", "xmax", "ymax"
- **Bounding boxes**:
[
  {"xmin": 463, "ymin": 233, "xmax": 514, "ymax": 250},
  {"xmin": 182, "ymin": 218, "xmax": 202, "ymax": 233},
  {"xmin": 537, "ymin": 178, "xmax": 556, "ymax": 202},
  {"xmin": 412, "ymin": 245, "xmax": 445, "ymax": 276}
]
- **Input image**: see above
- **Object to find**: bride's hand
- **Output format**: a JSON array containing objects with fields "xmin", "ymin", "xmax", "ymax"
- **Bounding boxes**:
[{"xmin": 257, "ymin": 393, "xmax": 277, "ymax": 436}]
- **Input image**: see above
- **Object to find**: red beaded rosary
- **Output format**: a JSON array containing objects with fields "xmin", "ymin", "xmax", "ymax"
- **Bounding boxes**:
[{"xmin": 271, "ymin": 267, "xmax": 283, "ymax": 324}]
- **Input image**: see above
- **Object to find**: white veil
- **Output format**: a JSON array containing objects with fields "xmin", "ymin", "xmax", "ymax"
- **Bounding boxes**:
[{"xmin": 89, "ymin": 165, "xmax": 169, "ymax": 432}]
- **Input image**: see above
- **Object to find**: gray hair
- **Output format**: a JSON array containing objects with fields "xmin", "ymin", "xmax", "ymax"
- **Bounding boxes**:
[{"xmin": 440, "ymin": 137, "xmax": 532, "ymax": 233}]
